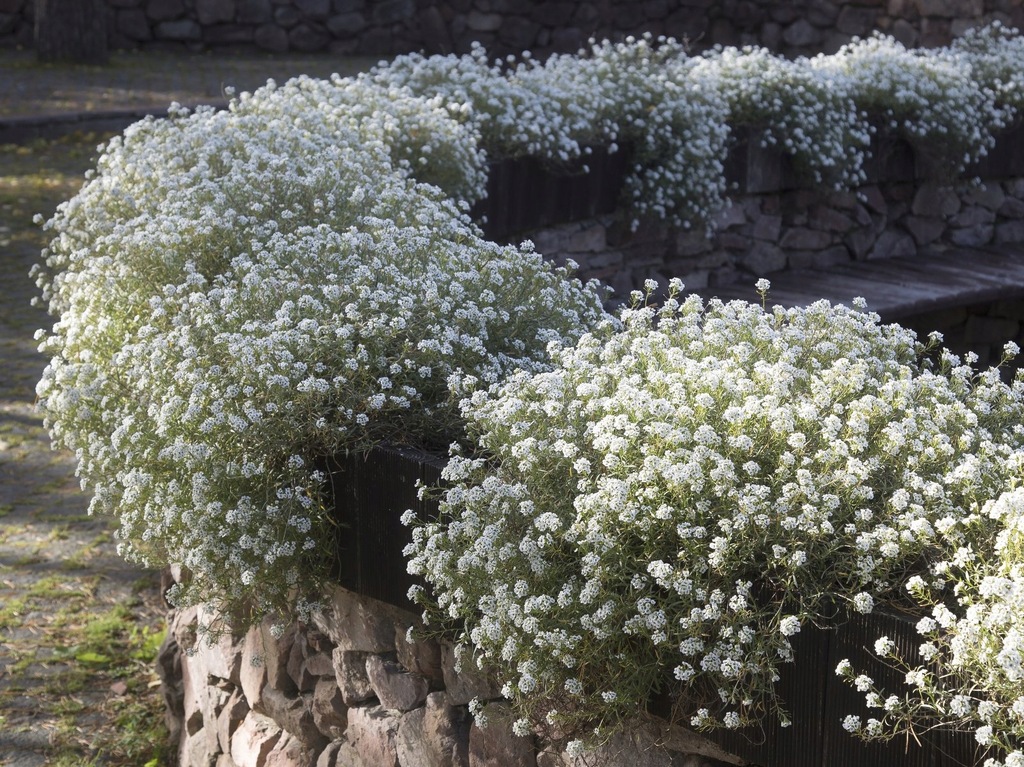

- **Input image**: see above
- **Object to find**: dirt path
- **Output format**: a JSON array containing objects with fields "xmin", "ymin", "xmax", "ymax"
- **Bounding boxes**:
[{"xmin": 0, "ymin": 133, "xmax": 169, "ymax": 767}]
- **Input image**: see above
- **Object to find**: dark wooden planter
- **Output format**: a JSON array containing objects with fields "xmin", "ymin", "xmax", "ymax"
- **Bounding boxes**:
[{"xmin": 326, "ymin": 445, "xmax": 981, "ymax": 767}]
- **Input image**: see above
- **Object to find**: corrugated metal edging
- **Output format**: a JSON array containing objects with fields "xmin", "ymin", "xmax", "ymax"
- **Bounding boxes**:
[
  {"xmin": 324, "ymin": 445, "xmax": 446, "ymax": 611},
  {"xmin": 707, "ymin": 611, "xmax": 980, "ymax": 767},
  {"xmin": 471, "ymin": 146, "xmax": 628, "ymax": 243}
]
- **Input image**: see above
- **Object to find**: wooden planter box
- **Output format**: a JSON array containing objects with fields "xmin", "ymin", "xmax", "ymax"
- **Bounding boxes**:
[{"xmin": 326, "ymin": 445, "xmax": 980, "ymax": 767}]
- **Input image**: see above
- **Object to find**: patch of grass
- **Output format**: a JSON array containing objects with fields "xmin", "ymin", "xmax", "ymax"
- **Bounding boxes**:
[{"xmin": 0, "ymin": 596, "xmax": 27, "ymax": 629}]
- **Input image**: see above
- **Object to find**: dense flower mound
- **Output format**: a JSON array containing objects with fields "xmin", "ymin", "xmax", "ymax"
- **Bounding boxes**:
[
  {"xmin": 839, "ymin": 464, "xmax": 1024, "ymax": 765},
  {"xmin": 33, "ymin": 87, "xmax": 607, "ymax": 622},
  {"xmin": 406, "ymin": 284, "xmax": 1024, "ymax": 746}
]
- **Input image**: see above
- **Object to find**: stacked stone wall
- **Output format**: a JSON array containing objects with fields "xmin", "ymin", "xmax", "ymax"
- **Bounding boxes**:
[
  {"xmin": 522, "ymin": 128, "xmax": 1024, "ymax": 310},
  {"xmin": 158, "ymin": 576, "xmax": 742, "ymax": 767},
  {"xmin": 1, "ymin": 0, "xmax": 1022, "ymax": 57}
]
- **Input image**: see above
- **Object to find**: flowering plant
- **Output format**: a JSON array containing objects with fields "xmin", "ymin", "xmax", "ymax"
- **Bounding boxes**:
[
  {"xmin": 33, "ymin": 85, "xmax": 607, "ymax": 625},
  {"xmin": 837, "ymin": 372, "xmax": 1024, "ymax": 765},
  {"xmin": 406, "ymin": 282, "xmax": 1024, "ymax": 747}
]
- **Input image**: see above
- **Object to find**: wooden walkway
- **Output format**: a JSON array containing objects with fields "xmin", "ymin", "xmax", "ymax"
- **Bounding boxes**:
[{"xmin": 695, "ymin": 245, "xmax": 1024, "ymax": 321}]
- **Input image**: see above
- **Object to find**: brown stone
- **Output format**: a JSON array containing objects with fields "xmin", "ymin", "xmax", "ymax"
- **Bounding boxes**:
[
  {"xmin": 218, "ymin": 688, "xmax": 250, "ymax": 754},
  {"xmin": 312, "ymin": 678, "xmax": 348, "ymax": 739},
  {"xmin": 258, "ymin": 686, "xmax": 328, "ymax": 751},
  {"xmin": 996, "ymin": 221, "xmax": 1024, "ymax": 244},
  {"xmin": 366, "ymin": 655, "xmax": 430, "ymax": 712},
  {"xmin": 868, "ymin": 230, "xmax": 916, "ymax": 259},
  {"xmin": 903, "ymin": 215, "xmax": 945, "ymax": 246},
  {"xmin": 467, "ymin": 702, "xmax": 534, "ymax": 767},
  {"xmin": 394, "ymin": 625, "xmax": 444, "ymax": 684},
  {"xmin": 743, "ymin": 241, "xmax": 787, "ymax": 274},
  {"xmin": 348, "ymin": 705, "xmax": 401, "ymax": 767},
  {"xmin": 332, "ymin": 648, "xmax": 376, "ymax": 706},
  {"xmin": 779, "ymin": 227, "xmax": 834, "ymax": 251},
  {"xmin": 316, "ymin": 586, "xmax": 412, "ymax": 653},
  {"xmin": 196, "ymin": 0, "xmax": 234, "ymax": 24},
  {"xmin": 231, "ymin": 712, "xmax": 283, "ymax": 767},
  {"xmin": 440, "ymin": 643, "xmax": 502, "ymax": 707}
]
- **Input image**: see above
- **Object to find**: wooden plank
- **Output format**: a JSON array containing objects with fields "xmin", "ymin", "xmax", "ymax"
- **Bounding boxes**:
[{"xmin": 693, "ymin": 246, "xmax": 1024, "ymax": 321}]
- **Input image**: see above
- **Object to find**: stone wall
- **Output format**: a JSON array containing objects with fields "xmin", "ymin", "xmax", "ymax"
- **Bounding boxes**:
[
  {"xmin": 2, "ymin": 0, "xmax": 1022, "ymax": 57},
  {"xmin": 520, "ymin": 126, "xmax": 1024, "ymax": 305},
  {"xmin": 157, "ymin": 576, "xmax": 743, "ymax": 767}
]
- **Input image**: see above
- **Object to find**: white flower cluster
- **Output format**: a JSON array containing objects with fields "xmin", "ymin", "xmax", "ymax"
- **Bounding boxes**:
[
  {"xmin": 407, "ymin": 286, "xmax": 1024, "ymax": 738},
  {"xmin": 839, "ymin": 478, "xmax": 1024, "ymax": 765},
  {"xmin": 33, "ymin": 78, "xmax": 607, "ymax": 623}
]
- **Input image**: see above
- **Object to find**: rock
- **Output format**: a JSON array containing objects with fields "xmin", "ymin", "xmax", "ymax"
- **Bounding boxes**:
[
  {"xmin": 966, "ymin": 182, "xmax": 1006, "ymax": 211},
  {"xmin": 395, "ymin": 692, "xmax": 470, "ymax": 767},
  {"xmin": 498, "ymin": 16, "xmax": 540, "ymax": 49},
  {"xmin": 179, "ymin": 726, "xmax": 218, "ymax": 767},
  {"xmin": 196, "ymin": 609, "xmax": 243, "ymax": 685},
  {"xmin": 868, "ymin": 230, "xmax": 916, "ymax": 259},
  {"xmin": 348, "ymin": 705, "xmax": 401, "ymax": 767},
  {"xmin": 231, "ymin": 712, "xmax": 283, "ymax": 767},
  {"xmin": 326, "ymin": 11, "xmax": 366, "ymax": 36},
  {"xmin": 312, "ymin": 678, "xmax": 348, "ymax": 739},
  {"xmin": 155, "ymin": 19, "xmax": 202, "ymax": 40},
  {"xmin": 836, "ymin": 5, "xmax": 879, "ymax": 35},
  {"xmin": 467, "ymin": 702, "xmax": 534, "ymax": 767},
  {"xmin": 914, "ymin": 0, "xmax": 983, "ymax": 18},
  {"xmin": 675, "ymin": 228, "xmax": 714, "ymax": 257},
  {"xmin": 241, "ymin": 622, "xmax": 298, "ymax": 709},
  {"xmin": 567, "ymin": 224, "xmax": 607, "ymax": 253},
  {"xmin": 779, "ymin": 227, "xmax": 833, "ymax": 250},
  {"xmin": 998, "ymin": 197, "xmax": 1024, "ymax": 219},
  {"xmin": 366, "ymin": 655, "xmax": 430, "ymax": 712},
  {"xmin": 315, "ymin": 740, "xmax": 361, "ymax": 767},
  {"xmin": 116, "ymin": 9, "xmax": 152, "ymax": 40},
  {"xmin": 912, "ymin": 183, "xmax": 961, "ymax": 217},
  {"xmin": 531, "ymin": 2, "xmax": 575, "ymax": 25},
  {"xmin": 217, "ymin": 753, "xmax": 241, "ymax": 767},
  {"xmin": 254, "ymin": 23, "xmax": 288, "ymax": 51},
  {"xmin": 996, "ymin": 220, "xmax": 1024, "ymax": 244},
  {"xmin": 315, "ymin": 586, "xmax": 411, "ymax": 653},
  {"xmin": 782, "ymin": 18, "xmax": 822, "ymax": 47},
  {"xmin": 258, "ymin": 686, "xmax": 328, "ymax": 751},
  {"xmin": 146, "ymin": 0, "xmax": 185, "ymax": 21},
  {"xmin": 742, "ymin": 241, "xmax": 787, "ymax": 274},
  {"xmin": 156, "ymin": 628, "xmax": 185, "ymax": 746},
  {"xmin": 440, "ymin": 643, "xmax": 502, "ymax": 707},
  {"xmin": 844, "ymin": 226, "xmax": 878, "ymax": 260},
  {"xmin": 288, "ymin": 22, "xmax": 330, "ymax": 51},
  {"xmin": 196, "ymin": 0, "xmax": 234, "ymax": 24},
  {"xmin": 948, "ymin": 223, "xmax": 993, "ymax": 247},
  {"xmin": 812, "ymin": 245, "xmax": 851, "ymax": 269},
  {"xmin": 295, "ymin": 0, "xmax": 330, "ymax": 19},
  {"xmin": 809, "ymin": 205, "xmax": 855, "ymax": 233},
  {"xmin": 236, "ymin": 0, "xmax": 271, "ymax": 24},
  {"xmin": 333, "ymin": 649, "xmax": 376, "ymax": 706},
  {"xmin": 466, "ymin": 9, "xmax": 501, "ymax": 31},
  {"xmin": 264, "ymin": 731, "xmax": 310, "ymax": 767},
  {"xmin": 750, "ymin": 214, "xmax": 781, "ymax": 242},
  {"xmin": 712, "ymin": 202, "xmax": 746, "ymax": 230},
  {"xmin": 394, "ymin": 625, "xmax": 443, "ymax": 684},
  {"xmin": 370, "ymin": 0, "xmax": 413, "ymax": 24},
  {"xmin": 217, "ymin": 688, "xmax": 250, "ymax": 755},
  {"xmin": 903, "ymin": 215, "xmax": 945, "ymax": 246},
  {"xmin": 951, "ymin": 205, "xmax": 996, "ymax": 227}
]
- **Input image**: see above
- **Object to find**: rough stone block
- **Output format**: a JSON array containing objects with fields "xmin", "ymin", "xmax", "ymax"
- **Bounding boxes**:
[
  {"xmin": 782, "ymin": 18, "xmax": 822, "ymax": 47},
  {"xmin": 952, "ymin": 205, "xmax": 996, "ymax": 227},
  {"xmin": 467, "ymin": 702, "xmax": 534, "ymax": 767},
  {"xmin": 326, "ymin": 11, "xmax": 366, "ymax": 36},
  {"xmin": 903, "ymin": 215, "xmax": 945, "ymax": 246},
  {"xmin": 868, "ymin": 230, "xmax": 916, "ymax": 260},
  {"xmin": 395, "ymin": 625, "xmax": 444, "ymax": 684},
  {"xmin": 440, "ymin": 643, "xmax": 502, "ymax": 707},
  {"xmin": 567, "ymin": 223, "xmax": 607, "ymax": 253},
  {"xmin": 289, "ymin": 22, "xmax": 330, "ymax": 50},
  {"xmin": 196, "ymin": 0, "xmax": 235, "ymax": 24},
  {"xmin": 912, "ymin": 183, "xmax": 961, "ymax": 217},
  {"xmin": 836, "ymin": 5, "xmax": 879, "ymax": 34},
  {"xmin": 779, "ymin": 227, "xmax": 833, "ymax": 250},
  {"xmin": 264, "ymin": 731, "xmax": 310, "ymax": 767},
  {"xmin": 155, "ymin": 19, "xmax": 202, "ymax": 39},
  {"xmin": 146, "ymin": 0, "xmax": 185, "ymax": 21},
  {"xmin": 231, "ymin": 712, "xmax": 283, "ymax": 767},
  {"xmin": 366, "ymin": 655, "xmax": 430, "ymax": 712},
  {"xmin": 218, "ymin": 688, "xmax": 250, "ymax": 755},
  {"xmin": 317, "ymin": 587, "xmax": 415, "ymax": 653},
  {"xmin": 348, "ymin": 704, "xmax": 401, "ymax": 767},
  {"xmin": 712, "ymin": 202, "xmax": 746, "ymax": 230},
  {"xmin": 312, "ymin": 677, "xmax": 348, "ymax": 740},
  {"xmin": 254, "ymin": 23, "xmax": 288, "ymax": 51},
  {"xmin": 996, "ymin": 220, "xmax": 1024, "ymax": 244},
  {"xmin": 333, "ymin": 648, "xmax": 376, "ymax": 706},
  {"xmin": 394, "ymin": 692, "xmax": 470, "ymax": 767},
  {"xmin": 948, "ymin": 223, "xmax": 994, "ymax": 247},
  {"xmin": 258, "ymin": 686, "xmax": 328, "ymax": 752},
  {"xmin": 809, "ymin": 205, "xmax": 855, "ymax": 233},
  {"xmin": 295, "ymin": 0, "xmax": 330, "ymax": 18},
  {"xmin": 750, "ymin": 214, "xmax": 781, "ymax": 242},
  {"xmin": 742, "ymin": 241, "xmax": 787, "ymax": 275},
  {"xmin": 236, "ymin": 0, "xmax": 271, "ymax": 23}
]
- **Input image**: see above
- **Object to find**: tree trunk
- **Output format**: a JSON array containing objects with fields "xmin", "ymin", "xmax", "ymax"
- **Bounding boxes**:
[{"xmin": 34, "ymin": 0, "xmax": 108, "ymax": 64}]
